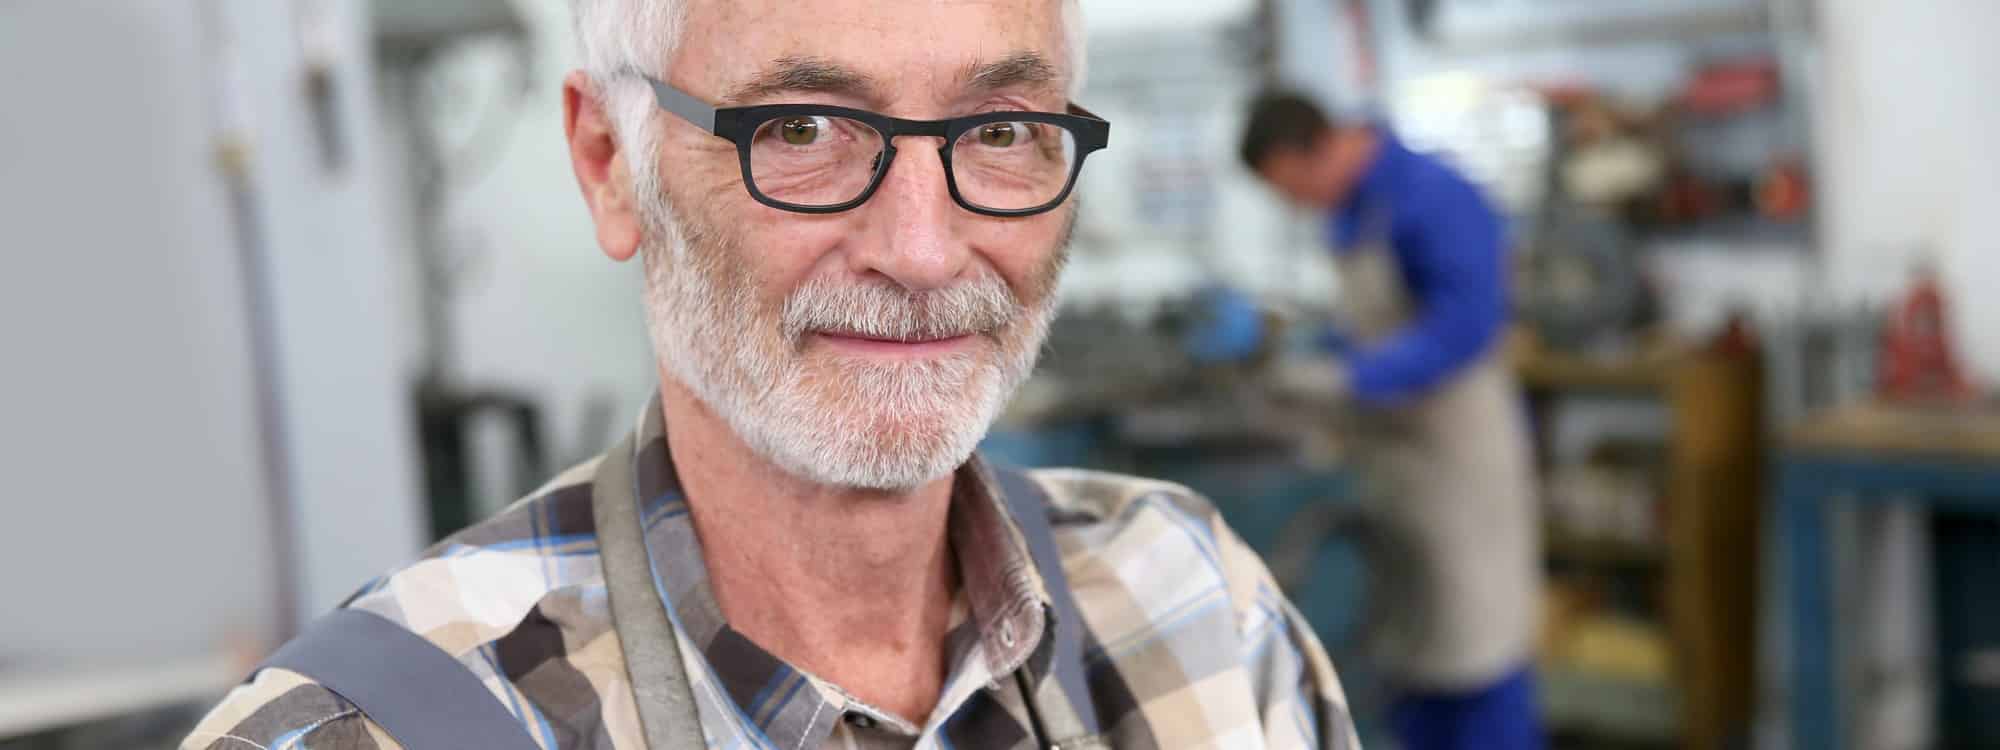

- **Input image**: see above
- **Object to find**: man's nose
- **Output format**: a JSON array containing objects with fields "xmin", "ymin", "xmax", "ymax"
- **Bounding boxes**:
[{"xmin": 846, "ymin": 141, "xmax": 972, "ymax": 292}]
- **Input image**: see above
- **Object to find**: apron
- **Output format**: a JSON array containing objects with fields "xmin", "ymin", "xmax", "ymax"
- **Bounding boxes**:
[{"xmin": 1335, "ymin": 209, "xmax": 1542, "ymax": 691}]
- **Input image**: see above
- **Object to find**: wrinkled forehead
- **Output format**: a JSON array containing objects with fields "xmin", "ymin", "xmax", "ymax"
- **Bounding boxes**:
[{"xmin": 674, "ymin": 0, "xmax": 1072, "ymax": 110}]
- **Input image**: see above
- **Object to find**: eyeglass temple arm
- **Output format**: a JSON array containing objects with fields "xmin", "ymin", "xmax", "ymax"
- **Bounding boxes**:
[{"xmin": 644, "ymin": 76, "xmax": 717, "ymax": 133}]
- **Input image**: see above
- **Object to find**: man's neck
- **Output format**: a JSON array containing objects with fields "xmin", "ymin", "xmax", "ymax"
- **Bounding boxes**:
[
  {"xmin": 656, "ymin": 377, "xmax": 959, "ymax": 723},
  {"xmin": 1325, "ymin": 126, "xmax": 1384, "ymax": 213}
]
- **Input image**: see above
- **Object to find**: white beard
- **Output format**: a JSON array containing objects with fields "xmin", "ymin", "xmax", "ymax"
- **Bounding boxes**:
[{"xmin": 636, "ymin": 194, "xmax": 1058, "ymax": 491}]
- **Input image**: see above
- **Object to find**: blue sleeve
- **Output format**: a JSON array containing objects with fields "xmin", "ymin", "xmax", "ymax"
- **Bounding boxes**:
[{"xmin": 1343, "ymin": 173, "xmax": 1508, "ymax": 406}]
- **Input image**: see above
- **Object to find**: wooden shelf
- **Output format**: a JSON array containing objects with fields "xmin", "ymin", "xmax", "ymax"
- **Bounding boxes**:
[
  {"xmin": 1511, "ymin": 327, "xmax": 1764, "ymax": 750},
  {"xmin": 1546, "ymin": 529, "xmax": 1668, "ymax": 570},
  {"xmin": 1543, "ymin": 667, "xmax": 1681, "ymax": 746},
  {"xmin": 1507, "ymin": 330, "xmax": 1690, "ymax": 395}
]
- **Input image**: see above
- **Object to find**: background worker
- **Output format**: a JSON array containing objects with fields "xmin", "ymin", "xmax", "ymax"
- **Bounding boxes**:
[{"xmin": 1241, "ymin": 89, "xmax": 1545, "ymax": 750}]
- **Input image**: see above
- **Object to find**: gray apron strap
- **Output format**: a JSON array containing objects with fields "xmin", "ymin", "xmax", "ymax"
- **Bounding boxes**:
[
  {"xmin": 990, "ymin": 464, "xmax": 1103, "ymax": 744},
  {"xmin": 255, "ymin": 607, "xmax": 542, "ymax": 750},
  {"xmin": 592, "ymin": 432, "xmax": 708, "ymax": 749}
]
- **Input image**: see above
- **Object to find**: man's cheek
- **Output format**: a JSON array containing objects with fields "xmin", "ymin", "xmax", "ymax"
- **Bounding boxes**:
[
  {"xmin": 980, "ymin": 226, "xmax": 1066, "ymax": 302},
  {"xmin": 762, "ymin": 225, "xmax": 852, "ymax": 290}
]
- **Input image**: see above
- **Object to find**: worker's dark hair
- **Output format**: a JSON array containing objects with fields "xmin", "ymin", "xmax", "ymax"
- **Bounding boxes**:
[{"xmin": 1239, "ymin": 90, "xmax": 1334, "ymax": 171}]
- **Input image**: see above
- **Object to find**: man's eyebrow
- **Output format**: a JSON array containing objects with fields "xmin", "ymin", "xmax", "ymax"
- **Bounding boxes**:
[
  {"xmin": 963, "ymin": 51, "xmax": 1061, "ymax": 95},
  {"xmin": 722, "ymin": 56, "xmax": 884, "ymax": 105}
]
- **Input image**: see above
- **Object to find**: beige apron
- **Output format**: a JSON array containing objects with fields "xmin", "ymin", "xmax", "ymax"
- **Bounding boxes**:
[{"xmin": 1335, "ymin": 212, "xmax": 1541, "ymax": 690}]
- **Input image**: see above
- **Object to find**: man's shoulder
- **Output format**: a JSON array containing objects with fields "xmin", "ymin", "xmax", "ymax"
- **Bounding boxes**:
[
  {"xmin": 428, "ymin": 456, "xmax": 605, "ymax": 553},
  {"xmin": 347, "ymin": 455, "xmax": 612, "ymax": 654},
  {"xmin": 1023, "ymin": 466, "xmax": 1220, "ymax": 526},
  {"xmin": 183, "ymin": 457, "xmax": 617, "ymax": 749},
  {"xmin": 1020, "ymin": 467, "xmax": 1311, "ymax": 689},
  {"xmin": 1023, "ymin": 466, "xmax": 1277, "ymax": 608},
  {"xmin": 182, "ymin": 668, "xmax": 394, "ymax": 749},
  {"xmin": 1394, "ymin": 147, "xmax": 1491, "ymax": 216}
]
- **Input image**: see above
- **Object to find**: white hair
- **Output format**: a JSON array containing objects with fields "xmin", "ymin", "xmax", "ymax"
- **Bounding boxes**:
[
  {"xmin": 569, "ymin": 0, "xmax": 1089, "ymax": 159},
  {"xmin": 567, "ymin": 0, "xmax": 682, "ymax": 191}
]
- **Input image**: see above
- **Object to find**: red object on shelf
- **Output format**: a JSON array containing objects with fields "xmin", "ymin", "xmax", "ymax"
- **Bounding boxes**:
[
  {"xmin": 1533, "ymin": 82, "xmax": 1602, "ymax": 108},
  {"xmin": 1877, "ymin": 269, "xmax": 1975, "ymax": 403},
  {"xmin": 1677, "ymin": 59, "xmax": 1781, "ymax": 116},
  {"xmin": 1757, "ymin": 158, "xmax": 1810, "ymax": 221},
  {"xmin": 1657, "ymin": 171, "xmax": 1720, "ymax": 224},
  {"xmin": 1712, "ymin": 311, "xmax": 1758, "ymax": 357}
]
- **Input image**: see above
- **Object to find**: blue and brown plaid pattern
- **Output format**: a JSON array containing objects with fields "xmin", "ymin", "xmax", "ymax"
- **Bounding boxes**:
[{"xmin": 184, "ymin": 398, "xmax": 1358, "ymax": 749}]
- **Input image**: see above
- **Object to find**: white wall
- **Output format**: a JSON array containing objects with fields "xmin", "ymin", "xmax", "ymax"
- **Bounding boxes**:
[
  {"xmin": 220, "ymin": 0, "xmax": 428, "ymax": 619},
  {"xmin": 1084, "ymin": 0, "xmax": 1254, "ymax": 33},
  {"xmin": 1272, "ymin": 0, "xmax": 1371, "ymax": 118},
  {"xmin": 0, "ymin": 0, "xmax": 422, "ymax": 671},
  {"xmin": 1815, "ymin": 0, "xmax": 2000, "ymax": 377},
  {"xmin": 0, "ymin": 1, "xmax": 275, "ymax": 668}
]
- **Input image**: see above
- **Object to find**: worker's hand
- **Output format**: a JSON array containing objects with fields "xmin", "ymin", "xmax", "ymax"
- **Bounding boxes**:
[
  {"xmin": 1183, "ymin": 285, "xmax": 1269, "ymax": 364},
  {"xmin": 1268, "ymin": 356, "xmax": 1352, "ymax": 406}
]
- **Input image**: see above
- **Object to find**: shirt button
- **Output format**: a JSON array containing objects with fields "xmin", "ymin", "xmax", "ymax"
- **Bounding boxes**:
[{"xmin": 845, "ymin": 713, "xmax": 876, "ymax": 730}]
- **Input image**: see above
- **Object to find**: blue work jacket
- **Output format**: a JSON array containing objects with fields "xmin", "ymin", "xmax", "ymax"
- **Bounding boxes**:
[{"xmin": 1325, "ymin": 130, "xmax": 1510, "ymax": 407}]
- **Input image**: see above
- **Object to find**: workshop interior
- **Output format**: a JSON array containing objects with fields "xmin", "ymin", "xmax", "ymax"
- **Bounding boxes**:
[{"xmin": 4, "ymin": 0, "xmax": 1998, "ymax": 747}]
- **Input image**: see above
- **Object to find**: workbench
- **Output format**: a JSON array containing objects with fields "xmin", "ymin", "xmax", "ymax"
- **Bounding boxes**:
[{"xmin": 1775, "ymin": 402, "xmax": 2000, "ymax": 750}]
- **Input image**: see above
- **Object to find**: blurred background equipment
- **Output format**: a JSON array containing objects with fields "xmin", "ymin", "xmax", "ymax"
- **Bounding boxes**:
[
  {"xmin": 369, "ymin": 0, "xmax": 560, "ymax": 541},
  {"xmin": 372, "ymin": 0, "xmax": 525, "ymax": 52}
]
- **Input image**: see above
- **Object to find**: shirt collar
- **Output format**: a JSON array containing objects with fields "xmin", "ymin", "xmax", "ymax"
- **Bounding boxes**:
[{"xmin": 624, "ymin": 394, "xmax": 1053, "ymax": 745}]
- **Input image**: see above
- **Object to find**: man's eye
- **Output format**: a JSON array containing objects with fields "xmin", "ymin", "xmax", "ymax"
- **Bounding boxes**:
[
  {"xmin": 979, "ymin": 123, "xmax": 1019, "ymax": 148},
  {"xmin": 779, "ymin": 117, "xmax": 822, "ymax": 145}
]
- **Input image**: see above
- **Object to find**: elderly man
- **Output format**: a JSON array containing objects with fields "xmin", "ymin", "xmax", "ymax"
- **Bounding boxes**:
[{"xmin": 184, "ymin": 2, "xmax": 1356, "ymax": 748}]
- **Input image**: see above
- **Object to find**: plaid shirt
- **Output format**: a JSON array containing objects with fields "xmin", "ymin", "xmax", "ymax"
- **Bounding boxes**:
[{"xmin": 185, "ymin": 398, "xmax": 1358, "ymax": 749}]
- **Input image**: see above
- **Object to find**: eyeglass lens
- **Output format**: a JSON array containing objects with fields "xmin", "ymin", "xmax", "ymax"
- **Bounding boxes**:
[{"xmin": 747, "ymin": 115, "xmax": 1080, "ymax": 211}]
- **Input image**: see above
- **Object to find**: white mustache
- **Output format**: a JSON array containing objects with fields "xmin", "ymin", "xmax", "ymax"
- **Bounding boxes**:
[{"xmin": 781, "ymin": 272, "xmax": 1020, "ymax": 344}]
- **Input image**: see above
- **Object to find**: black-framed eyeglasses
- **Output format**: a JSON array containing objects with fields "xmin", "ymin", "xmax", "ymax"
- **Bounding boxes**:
[{"xmin": 642, "ymin": 76, "xmax": 1110, "ymax": 217}]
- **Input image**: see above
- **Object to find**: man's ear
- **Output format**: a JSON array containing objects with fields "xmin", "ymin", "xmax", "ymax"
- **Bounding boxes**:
[{"xmin": 564, "ymin": 70, "xmax": 643, "ymax": 262}]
